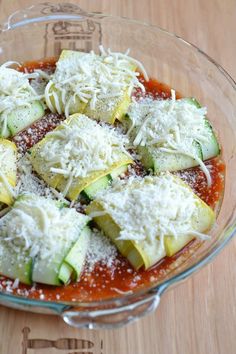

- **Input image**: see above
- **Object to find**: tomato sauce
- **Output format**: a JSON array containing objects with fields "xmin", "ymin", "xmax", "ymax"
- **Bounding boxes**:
[
  {"xmin": 0, "ymin": 59, "xmax": 225, "ymax": 302},
  {"xmin": 18, "ymin": 57, "xmax": 57, "ymax": 73}
]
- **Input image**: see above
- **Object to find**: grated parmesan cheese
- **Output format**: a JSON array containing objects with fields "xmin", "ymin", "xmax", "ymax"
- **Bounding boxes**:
[
  {"xmin": 85, "ymin": 228, "xmax": 117, "ymax": 272},
  {"xmin": 16, "ymin": 153, "xmax": 57, "ymax": 199}
]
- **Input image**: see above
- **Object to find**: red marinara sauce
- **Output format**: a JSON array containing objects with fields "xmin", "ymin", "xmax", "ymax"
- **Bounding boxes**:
[{"xmin": 0, "ymin": 59, "xmax": 225, "ymax": 302}]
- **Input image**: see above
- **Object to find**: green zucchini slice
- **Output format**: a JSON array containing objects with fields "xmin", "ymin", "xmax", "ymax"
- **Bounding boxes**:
[
  {"xmin": 139, "ymin": 141, "xmax": 203, "ymax": 173},
  {"xmin": 127, "ymin": 96, "xmax": 220, "ymax": 174},
  {"xmin": 0, "ymin": 194, "xmax": 90, "ymax": 286},
  {"xmin": 58, "ymin": 226, "xmax": 91, "ymax": 283},
  {"xmin": 0, "ymin": 65, "xmax": 45, "ymax": 138},
  {"xmin": 82, "ymin": 175, "xmax": 112, "ymax": 201},
  {"xmin": 183, "ymin": 97, "xmax": 220, "ymax": 160}
]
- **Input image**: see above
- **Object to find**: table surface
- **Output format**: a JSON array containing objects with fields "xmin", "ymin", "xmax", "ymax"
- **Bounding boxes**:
[{"xmin": 0, "ymin": 1, "xmax": 236, "ymax": 354}]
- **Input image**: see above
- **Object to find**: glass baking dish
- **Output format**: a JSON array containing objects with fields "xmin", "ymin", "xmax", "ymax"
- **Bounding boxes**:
[{"xmin": 0, "ymin": 2, "xmax": 236, "ymax": 329}]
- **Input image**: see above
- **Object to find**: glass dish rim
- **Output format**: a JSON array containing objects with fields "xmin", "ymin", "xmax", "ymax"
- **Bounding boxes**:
[{"xmin": 0, "ymin": 3, "xmax": 236, "ymax": 312}]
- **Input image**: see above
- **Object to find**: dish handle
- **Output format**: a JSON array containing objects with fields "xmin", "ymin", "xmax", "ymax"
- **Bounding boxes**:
[
  {"xmin": 62, "ymin": 293, "xmax": 161, "ymax": 329},
  {"xmin": 1, "ymin": 3, "xmax": 89, "ymax": 31}
]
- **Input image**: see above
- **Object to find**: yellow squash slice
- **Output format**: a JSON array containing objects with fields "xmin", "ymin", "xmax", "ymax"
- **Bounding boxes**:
[
  {"xmin": 86, "ymin": 201, "xmax": 166, "ymax": 270},
  {"xmin": 86, "ymin": 174, "xmax": 215, "ymax": 270},
  {"xmin": 30, "ymin": 114, "xmax": 133, "ymax": 201},
  {"xmin": 0, "ymin": 139, "xmax": 17, "ymax": 206},
  {"xmin": 45, "ymin": 49, "xmax": 137, "ymax": 124},
  {"xmin": 45, "ymin": 51, "xmax": 88, "ymax": 116}
]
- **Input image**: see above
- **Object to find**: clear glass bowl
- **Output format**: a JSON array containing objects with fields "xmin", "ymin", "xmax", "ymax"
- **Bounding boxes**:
[{"xmin": 0, "ymin": 2, "xmax": 236, "ymax": 329}]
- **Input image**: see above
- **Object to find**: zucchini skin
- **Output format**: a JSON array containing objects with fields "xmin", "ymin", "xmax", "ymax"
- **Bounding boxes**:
[
  {"xmin": 138, "ymin": 141, "xmax": 203, "ymax": 173},
  {"xmin": 82, "ymin": 175, "xmax": 112, "ymax": 201},
  {"xmin": 59, "ymin": 226, "xmax": 91, "ymax": 283},
  {"xmin": 201, "ymin": 119, "xmax": 220, "ymax": 160},
  {"xmin": 82, "ymin": 164, "xmax": 129, "ymax": 201}
]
